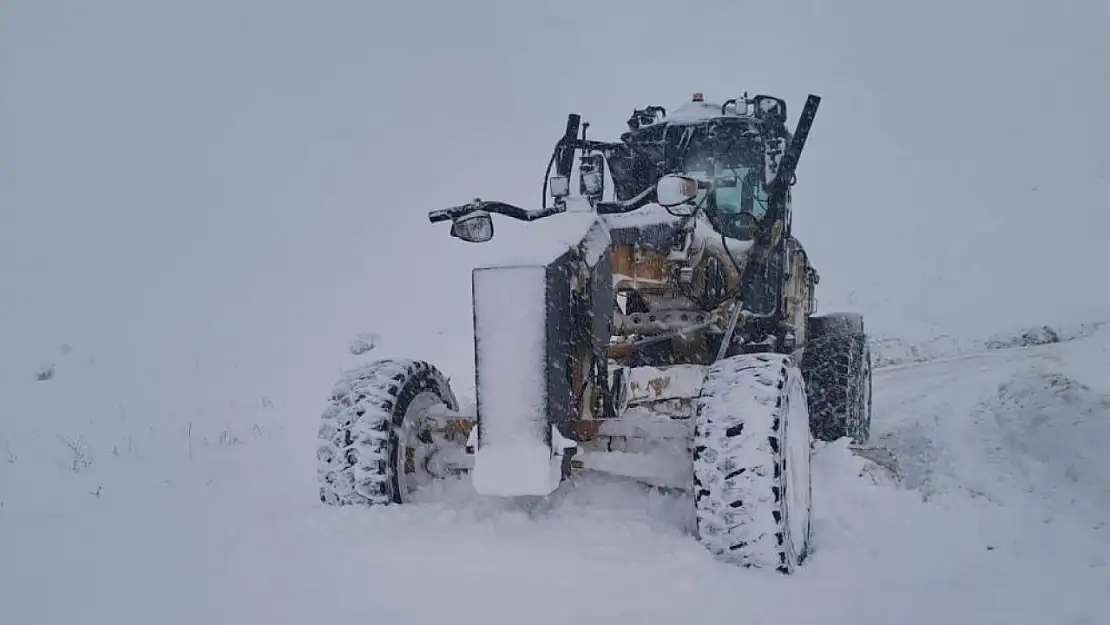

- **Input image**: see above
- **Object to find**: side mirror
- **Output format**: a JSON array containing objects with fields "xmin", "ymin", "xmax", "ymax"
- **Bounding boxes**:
[
  {"xmin": 655, "ymin": 174, "xmax": 699, "ymax": 207},
  {"xmin": 450, "ymin": 210, "xmax": 494, "ymax": 243}
]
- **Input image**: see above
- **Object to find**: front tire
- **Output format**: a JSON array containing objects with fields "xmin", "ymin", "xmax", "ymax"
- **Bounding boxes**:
[
  {"xmin": 693, "ymin": 353, "xmax": 813, "ymax": 573},
  {"xmin": 317, "ymin": 359, "xmax": 458, "ymax": 506}
]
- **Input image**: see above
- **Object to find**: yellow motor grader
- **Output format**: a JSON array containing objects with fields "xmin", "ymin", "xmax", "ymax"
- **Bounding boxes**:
[{"xmin": 316, "ymin": 92, "xmax": 873, "ymax": 574}]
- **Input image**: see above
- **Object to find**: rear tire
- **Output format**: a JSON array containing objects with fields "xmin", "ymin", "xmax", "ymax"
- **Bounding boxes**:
[
  {"xmin": 317, "ymin": 359, "xmax": 458, "ymax": 506},
  {"xmin": 693, "ymin": 353, "xmax": 813, "ymax": 573},
  {"xmin": 801, "ymin": 313, "xmax": 872, "ymax": 443}
]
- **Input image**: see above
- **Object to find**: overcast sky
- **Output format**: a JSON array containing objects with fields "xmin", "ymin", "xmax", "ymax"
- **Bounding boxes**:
[{"xmin": 2, "ymin": 0, "xmax": 1108, "ymax": 395}]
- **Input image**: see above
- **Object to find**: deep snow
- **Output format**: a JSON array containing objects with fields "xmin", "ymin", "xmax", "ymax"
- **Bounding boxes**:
[
  {"xmin": 3, "ymin": 328, "xmax": 1109, "ymax": 624},
  {"xmin": 4, "ymin": 2, "xmax": 1110, "ymax": 623}
]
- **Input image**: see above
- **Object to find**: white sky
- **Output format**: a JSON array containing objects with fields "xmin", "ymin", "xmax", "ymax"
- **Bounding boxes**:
[{"xmin": 2, "ymin": 0, "xmax": 1108, "ymax": 394}]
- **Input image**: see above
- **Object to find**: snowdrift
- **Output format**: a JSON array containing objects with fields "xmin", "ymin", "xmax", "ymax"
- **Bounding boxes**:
[{"xmin": 870, "ymin": 318, "xmax": 1108, "ymax": 368}]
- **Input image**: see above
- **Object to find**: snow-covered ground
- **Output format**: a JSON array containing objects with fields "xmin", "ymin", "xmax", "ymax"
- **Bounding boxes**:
[
  {"xmin": 870, "ymin": 319, "xmax": 1109, "ymax": 368},
  {"xmin": 3, "ymin": 326, "xmax": 1109, "ymax": 625},
  {"xmin": 4, "ymin": 2, "xmax": 1110, "ymax": 623}
]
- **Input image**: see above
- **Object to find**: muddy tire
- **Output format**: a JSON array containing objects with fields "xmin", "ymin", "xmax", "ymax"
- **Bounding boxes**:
[
  {"xmin": 317, "ymin": 359, "xmax": 458, "ymax": 506},
  {"xmin": 801, "ymin": 313, "xmax": 872, "ymax": 444},
  {"xmin": 693, "ymin": 352, "xmax": 813, "ymax": 573}
]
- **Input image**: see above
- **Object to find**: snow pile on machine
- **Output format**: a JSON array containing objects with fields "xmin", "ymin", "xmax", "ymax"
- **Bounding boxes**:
[{"xmin": 471, "ymin": 265, "xmax": 562, "ymax": 496}]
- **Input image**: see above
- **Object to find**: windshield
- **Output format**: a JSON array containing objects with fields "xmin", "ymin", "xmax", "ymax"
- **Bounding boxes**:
[
  {"xmin": 683, "ymin": 165, "xmax": 768, "ymax": 220},
  {"xmin": 678, "ymin": 129, "xmax": 768, "ymax": 240},
  {"xmin": 608, "ymin": 117, "xmax": 768, "ymax": 234}
]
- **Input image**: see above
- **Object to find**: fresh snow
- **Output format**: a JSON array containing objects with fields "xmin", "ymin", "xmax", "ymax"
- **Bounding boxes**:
[
  {"xmin": 577, "ymin": 217, "xmax": 612, "ymax": 267},
  {"xmin": 471, "ymin": 265, "xmax": 556, "ymax": 496},
  {"xmin": 649, "ymin": 99, "xmax": 731, "ymax": 125},
  {"xmin": 692, "ymin": 214, "xmax": 755, "ymax": 259},
  {"xmin": 4, "ymin": 3, "xmax": 1110, "ymax": 624},
  {"xmin": 347, "ymin": 332, "xmax": 380, "ymax": 356},
  {"xmin": 870, "ymin": 319, "xmax": 1109, "ymax": 369},
  {"xmin": 600, "ymin": 203, "xmax": 684, "ymax": 229},
  {"xmin": 471, "ymin": 440, "xmax": 560, "ymax": 497},
  {"xmin": 3, "ymin": 331, "xmax": 1110, "ymax": 624}
]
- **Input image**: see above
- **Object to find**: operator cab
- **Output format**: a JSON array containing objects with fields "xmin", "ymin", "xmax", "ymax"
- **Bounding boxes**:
[{"xmin": 607, "ymin": 93, "xmax": 791, "ymax": 240}]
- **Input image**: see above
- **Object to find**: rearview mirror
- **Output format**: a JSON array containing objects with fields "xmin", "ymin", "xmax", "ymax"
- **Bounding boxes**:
[
  {"xmin": 450, "ymin": 210, "xmax": 494, "ymax": 243},
  {"xmin": 655, "ymin": 174, "xmax": 699, "ymax": 208}
]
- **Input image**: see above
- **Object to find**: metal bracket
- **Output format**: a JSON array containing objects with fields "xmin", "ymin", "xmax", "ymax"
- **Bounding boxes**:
[{"xmin": 714, "ymin": 301, "xmax": 747, "ymax": 361}]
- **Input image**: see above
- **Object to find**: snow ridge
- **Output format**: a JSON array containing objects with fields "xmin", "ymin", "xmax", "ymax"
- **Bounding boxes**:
[{"xmin": 870, "ymin": 319, "xmax": 1108, "ymax": 368}]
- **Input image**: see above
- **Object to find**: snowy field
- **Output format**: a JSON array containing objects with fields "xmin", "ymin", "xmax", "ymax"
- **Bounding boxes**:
[
  {"xmin": 2, "ymin": 327, "xmax": 1109, "ymax": 625},
  {"xmin": 4, "ymin": 2, "xmax": 1110, "ymax": 624}
]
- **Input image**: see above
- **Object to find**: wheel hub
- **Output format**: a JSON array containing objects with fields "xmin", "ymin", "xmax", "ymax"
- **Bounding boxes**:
[{"xmin": 395, "ymin": 391, "xmax": 444, "ymax": 502}]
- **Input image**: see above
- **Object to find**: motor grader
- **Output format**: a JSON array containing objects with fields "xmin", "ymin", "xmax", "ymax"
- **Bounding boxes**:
[{"xmin": 316, "ymin": 92, "xmax": 873, "ymax": 573}]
